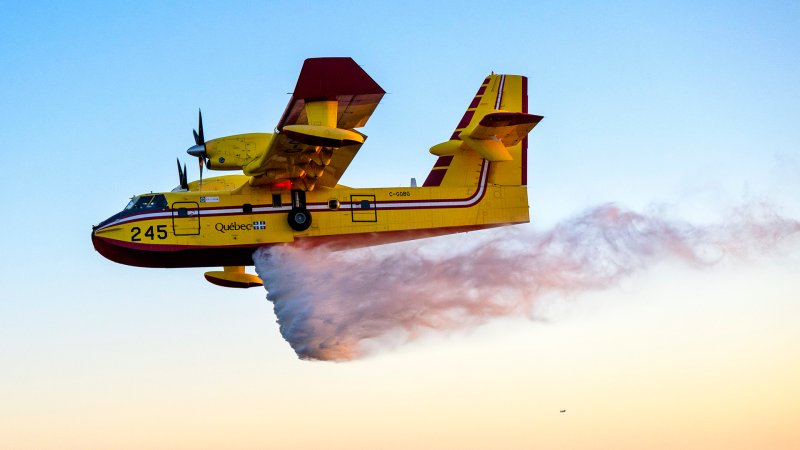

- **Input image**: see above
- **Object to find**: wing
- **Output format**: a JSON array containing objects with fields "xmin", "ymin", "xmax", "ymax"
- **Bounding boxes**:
[{"xmin": 245, "ymin": 58, "xmax": 385, "ymax": 190}]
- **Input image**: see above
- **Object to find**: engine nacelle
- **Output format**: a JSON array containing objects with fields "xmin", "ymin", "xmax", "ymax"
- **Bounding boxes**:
[{"xmin": 205, "ymin": 133, "xmax": 273, "ymax": 170}]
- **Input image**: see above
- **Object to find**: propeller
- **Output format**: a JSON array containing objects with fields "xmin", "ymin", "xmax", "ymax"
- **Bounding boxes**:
[
  {"xmin": 176, "ymin": 158, "xmax": 189, "ymax": 190},
  {"xmin": 198, "ymin": 155, "xmax": 204, "ymax": 189},
  {"xmin": 187, "ymin": 109, "xmax": 208, "ymax": 188}
]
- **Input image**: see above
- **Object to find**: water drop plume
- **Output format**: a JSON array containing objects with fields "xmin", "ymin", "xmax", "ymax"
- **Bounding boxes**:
[{"xmin": 254, "ymin": 203, "xmax": 799, "ymax": 361}]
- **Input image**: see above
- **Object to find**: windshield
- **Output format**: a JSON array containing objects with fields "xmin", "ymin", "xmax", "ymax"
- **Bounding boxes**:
[
  {"xmin": 124, "ymin": 194, "xmax": 167, "ymax": 211},
  {"xmin": 97, "ymin": 194, "xmax": 169, "ymax": 229}
]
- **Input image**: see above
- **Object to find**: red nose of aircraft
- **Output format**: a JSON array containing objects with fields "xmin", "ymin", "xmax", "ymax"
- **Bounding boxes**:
[
  {"xmin": 91, "ymin": 215, "xmax": 261, "ymax": 269},
  {"xmin": 91, "ymin": 222, "xmax": 133, "ymax": 267}
]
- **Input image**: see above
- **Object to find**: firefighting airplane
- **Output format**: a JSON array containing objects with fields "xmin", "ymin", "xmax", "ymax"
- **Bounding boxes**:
[{"xmin": 92, "ymin": 57, "xmax": 543, "ymax": 288}]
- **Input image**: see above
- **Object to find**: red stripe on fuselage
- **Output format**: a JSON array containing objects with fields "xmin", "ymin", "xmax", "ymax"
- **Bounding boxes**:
[
  {"xmin": 93, "ymin": 221, "xmax": 524, "ymax": 268},
  {"xmin": 101, "ymin": 162, "xmax": 490, "ymax": 229},
  {"xmin": 93, "ymin": 163, "xmax": 497, "ymax": 268}
]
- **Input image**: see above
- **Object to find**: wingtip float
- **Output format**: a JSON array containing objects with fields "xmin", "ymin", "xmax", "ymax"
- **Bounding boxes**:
[{"xmin": 91, "ymin": 57, "xmax": 543, "ymax": 288}]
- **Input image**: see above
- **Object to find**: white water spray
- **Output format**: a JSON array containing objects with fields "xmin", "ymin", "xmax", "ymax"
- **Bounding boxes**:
[{"xmin": 254, "ymin": 202, "xmax": 799, "ymax": 361}]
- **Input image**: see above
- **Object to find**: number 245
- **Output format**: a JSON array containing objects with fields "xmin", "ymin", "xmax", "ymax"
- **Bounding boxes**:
[{"xmin": 131, "ymin": 225, "xmax": 168, "ymax": 241}]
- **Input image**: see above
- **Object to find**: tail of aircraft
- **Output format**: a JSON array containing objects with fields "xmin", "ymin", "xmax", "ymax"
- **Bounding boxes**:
[{"xmin": 422, "ymin": 74, "xmax": 542, "ymax": 188}]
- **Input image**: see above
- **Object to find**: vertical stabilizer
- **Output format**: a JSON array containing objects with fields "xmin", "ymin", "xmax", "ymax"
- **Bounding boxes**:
[{"xmin": 423, "ymin": 74, "xmax": 542, "ymax": 187}]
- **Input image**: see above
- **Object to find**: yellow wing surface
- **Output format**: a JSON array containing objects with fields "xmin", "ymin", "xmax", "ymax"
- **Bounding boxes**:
[{"xmin": 200, "ymin": 58, "xmax": 385, "ymax": 191}]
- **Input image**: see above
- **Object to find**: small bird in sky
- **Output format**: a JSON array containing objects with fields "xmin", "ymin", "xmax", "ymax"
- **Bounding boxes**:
[{"xmin": 560, "ymin": 410, "xmax": 566, "ymax": 413}]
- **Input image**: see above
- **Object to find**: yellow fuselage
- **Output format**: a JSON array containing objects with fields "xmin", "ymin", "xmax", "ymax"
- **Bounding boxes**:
[
  {"xmin": 91, "ymin": 159, "xmax": 529, "ymax": 268},
  {"xmin": 92, "ymin": 71, "xmax": 538, "ymax": 273}
]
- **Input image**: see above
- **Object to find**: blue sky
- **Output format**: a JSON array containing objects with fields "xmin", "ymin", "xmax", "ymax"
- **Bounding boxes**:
[{"xmin": 1, "ymin": 1, "xmax": 799, "ymax": 448}]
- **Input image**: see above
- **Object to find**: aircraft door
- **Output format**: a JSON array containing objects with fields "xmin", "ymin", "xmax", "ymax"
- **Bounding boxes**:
[
  {"xmin": 350, "ymin": 194, "xmax": 377, "ymax": 222},
  {"xmin": 172, "ymin": 201, "xmax": 200, "ymax": 235}
]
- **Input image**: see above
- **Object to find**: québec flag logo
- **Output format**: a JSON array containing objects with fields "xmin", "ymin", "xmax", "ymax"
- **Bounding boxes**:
[{"xmin": 253, "ymin": 221, "xmax": 266, "ymax": 230}]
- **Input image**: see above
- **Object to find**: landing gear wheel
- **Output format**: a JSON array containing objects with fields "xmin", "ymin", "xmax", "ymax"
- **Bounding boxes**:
[{"xmin": 288, "ymin": 208, "xmax": 312, "ymax": 231}]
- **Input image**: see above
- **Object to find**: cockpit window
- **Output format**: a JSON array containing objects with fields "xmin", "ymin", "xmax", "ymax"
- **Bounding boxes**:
[
  {"xmin": 150, "ymin": 195, "xmax": 167, "ymax": 209},
  {"xmin": 97, "ymin": 194, "xmax": 169, "ymax": 229},
  {"xmin": 131, "ymin": 195, "xmax": 154, "ymax": 210},
  {"xmin": 124, "ymin": 194, "xmax": 167, "ymax": 211}
]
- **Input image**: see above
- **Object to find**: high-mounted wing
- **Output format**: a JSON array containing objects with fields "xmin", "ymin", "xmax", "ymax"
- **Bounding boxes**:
[
  {"xmin": 245, "ymin": 57, "xmax": 385, "ymax": 190},
  {"xmin": 276, "ymin": 58, "xmax": 385, "ymax": 131}
]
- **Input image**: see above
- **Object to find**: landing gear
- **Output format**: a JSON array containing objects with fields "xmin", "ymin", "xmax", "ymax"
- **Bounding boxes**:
[
  {"xmin": 288, "ymin": 209, "xmax": 312, "ymax": 231},
  {"xmin": 288, "ymin": 190, "xmax": 312, "ymax": 232}
]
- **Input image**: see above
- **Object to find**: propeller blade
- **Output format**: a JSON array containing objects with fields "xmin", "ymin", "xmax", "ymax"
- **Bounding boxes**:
[
  {"xmin": 197, "ymin": 109, "xmax": 204, "ymax": 144},
  {"xmin": 181, "ymin": 164, "xmax": 189, "ymax": 190},
  {"xmin": 189, "ymin": 109, "xmax": 208, "ymax": 157},
  {"xmin": 198, "ymin": 156, "xmax": 204, "ymax": 189},
  {"xmin": 176, "ymin": 158, "xmax": 189, "ymax": 190},
  {"xmin": 192, "ymin": 109, "xmax": 205, "ymax": 145},
  {"xmin": 188, "ymin": 109, "xmax": 208, "ymax": 189}
]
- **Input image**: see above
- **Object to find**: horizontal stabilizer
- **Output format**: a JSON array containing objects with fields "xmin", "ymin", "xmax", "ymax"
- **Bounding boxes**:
[
  {"xmin": 429, "ymin": 111, "xmax": 543, "ymax": 162},
  {"xmin": 469, "ymin": 112, "xmax": 543, "ymax": 146}
]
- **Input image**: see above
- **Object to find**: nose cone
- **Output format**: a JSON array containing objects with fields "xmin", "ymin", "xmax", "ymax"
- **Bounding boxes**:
[
  {"xmin": 91, "ymin": 225, "xmax": 113, "ymax": 262},
  {"xmin": 91, "ymin": 229, "xmax": 100, "ymax": 252},
  {"xmin": 91, "ymin": 217, "xmax": 131, "ymax": 266},
  {"xmin": 92, "ymin": 225, "xmax": 143, "ymax": 267}
]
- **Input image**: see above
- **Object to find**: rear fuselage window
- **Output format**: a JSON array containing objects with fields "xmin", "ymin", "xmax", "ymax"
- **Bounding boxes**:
[{"xmin": 272, "ymin": 194, "xmax": 282, "ymax": 208}]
